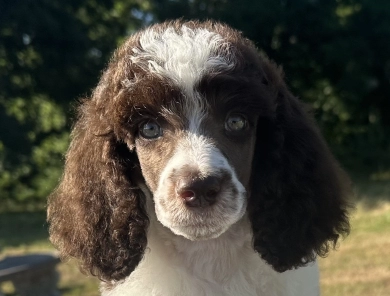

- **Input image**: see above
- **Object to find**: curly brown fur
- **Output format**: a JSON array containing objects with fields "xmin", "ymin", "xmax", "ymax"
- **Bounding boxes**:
[{"xmin": 47, "ymin": 49, "xmax": 151, "ymax": 281}]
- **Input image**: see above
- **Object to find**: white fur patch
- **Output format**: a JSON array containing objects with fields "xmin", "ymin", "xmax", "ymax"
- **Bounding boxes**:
[
  {"xmin": 130, "ymin": 25, "xmax": 235, "ymax": 134},
  {"xmin": 102, "ymin": 216, "xmax": 320, "ymax": 296},
  {"xmin": 131, "ymin": 25, "xmax": 234, "ymax": 93},
  {"xmin": 154, "ymin": 132, "xmax": 246, "ymax": 241}
]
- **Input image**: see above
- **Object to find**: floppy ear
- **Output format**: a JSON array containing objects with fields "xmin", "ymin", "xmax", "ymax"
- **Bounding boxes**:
[
  {"xmin": 249, "ymin": 66, "xmax": 351, "ymax": 272},
  {"xmin": 47, "ymin": 98, "xmax": 149, "ymax": 282}
]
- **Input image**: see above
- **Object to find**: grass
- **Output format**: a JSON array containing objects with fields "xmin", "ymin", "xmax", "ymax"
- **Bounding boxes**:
[
  {"xmin": 0, "ymin": 212, "xmax": 100, "ymax": 296},
  {"xmin": 319, "ymin": 174, "xmax": 390, "ymax": 296},
  {"xmin": 319, "ymin": 203, "xmax": 390, "ymax": 296},
  {"xmin": 1, "ymin": 175, "xmax": 389, "ymax": 296}
]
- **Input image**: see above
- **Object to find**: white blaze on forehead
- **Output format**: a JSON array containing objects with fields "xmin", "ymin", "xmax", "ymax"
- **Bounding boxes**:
[
  {"xmin": 130, "ymin": 25, "xmax": 235, "ymax": 133},
  {"xmin": 131, "ymin": 25, "xmax": 234, "ymax": 93}
]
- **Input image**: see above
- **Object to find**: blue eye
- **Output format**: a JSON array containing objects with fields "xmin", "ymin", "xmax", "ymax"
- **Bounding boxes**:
[
  {"xmin": 225, "ymin": 114, "xmax": 247, "ymax": 132},
  {"xmin": 139, "ymin": 120, "xmax": 162, "ymax": 139}
]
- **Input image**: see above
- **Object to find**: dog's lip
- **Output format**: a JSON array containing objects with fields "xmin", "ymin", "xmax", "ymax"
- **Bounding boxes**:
[
  {"xmin": 170, "ymin": 215, "xmax": 220, "ymax": 228},
  {"xmin": 170, "ymin": 223, "xmax": 228, "ymax": 240},
  {"xmin": 171, "ymin": 222, "xmax": 212, "ymax": 228},
  {"xmin": 171, "ymin": 217, "xmax": 235, "ymax": 231}
]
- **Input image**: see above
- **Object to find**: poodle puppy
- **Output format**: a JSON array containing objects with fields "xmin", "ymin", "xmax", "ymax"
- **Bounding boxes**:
[{"xmin": 48, "ymin": 20, "xmax": 350, "ymax": 296}]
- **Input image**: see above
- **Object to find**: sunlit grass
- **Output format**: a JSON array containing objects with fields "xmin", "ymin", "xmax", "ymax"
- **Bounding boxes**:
[
  {"xmin": 1, "ymin": 176, "xmax": 389, "ymax": 296},
  {"xmin": 58, "ymin": 261, "xmax": 99, "ymax": 296},
  {"xmin": 320, "ymin": 177, "xmax": 390, "ymax": 296}
]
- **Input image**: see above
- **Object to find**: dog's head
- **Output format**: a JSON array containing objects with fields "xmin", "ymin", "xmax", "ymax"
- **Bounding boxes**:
[{"xmin": 48, "ymin": 20, "xmax": 350, "ymax": 281}]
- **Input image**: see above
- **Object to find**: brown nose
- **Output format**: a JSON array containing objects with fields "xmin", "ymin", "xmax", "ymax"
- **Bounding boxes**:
[{"xmin": 176, "ymin": 176, "xmax": 221, "ymax": 208}]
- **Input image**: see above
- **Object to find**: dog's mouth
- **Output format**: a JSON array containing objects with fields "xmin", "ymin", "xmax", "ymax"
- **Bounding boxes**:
[{"xmin": 154, "ymin": 187, "xmax": 247, "ymax": 241}]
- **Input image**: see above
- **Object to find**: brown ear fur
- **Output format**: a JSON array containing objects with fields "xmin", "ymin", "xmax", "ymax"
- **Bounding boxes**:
[
  {"xmin": 249, "ymin": 61, "xmax": 351, "ymax": 272},
  {"xmin": 47, "ymin": 48, "xmax": 149, "ymax": 281}
]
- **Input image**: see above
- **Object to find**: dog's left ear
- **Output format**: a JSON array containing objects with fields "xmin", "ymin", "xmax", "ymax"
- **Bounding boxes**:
[{"xmin": 249, "ymin": 62, "xmax": 351, "ymax": 272}]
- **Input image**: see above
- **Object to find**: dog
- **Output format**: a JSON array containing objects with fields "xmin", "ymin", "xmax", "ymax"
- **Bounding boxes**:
[{"xmin": 48, "ymin": 20, "xmax": 350, "ymax": 296}]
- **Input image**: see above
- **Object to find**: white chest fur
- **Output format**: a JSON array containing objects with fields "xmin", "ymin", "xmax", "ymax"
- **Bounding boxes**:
[{"xmin": 102, "ymin": 217, "xmax": 319, "ymax": 296}]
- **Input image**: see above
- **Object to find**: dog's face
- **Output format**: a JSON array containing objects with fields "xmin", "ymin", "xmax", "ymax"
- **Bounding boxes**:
[
  {"xmin": 135, "ymin": 98, "xmax": 258, "ymax": 241},
  {"xmin": 136, "ymin": 110, "xmax": 256, "ymax": 241},
  {"xmin": 128, "ymin": 25, "xmax": 262, "ymax": 240}
]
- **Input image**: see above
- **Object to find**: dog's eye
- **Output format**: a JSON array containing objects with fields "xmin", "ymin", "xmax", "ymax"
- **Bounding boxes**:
[
  {"xmin": 225, "ymin": 114, "xmax": 247, "ymax": 132},
  {"xmin": 139, "ymin": 120, "xmax": 162, "ymax": 139}
]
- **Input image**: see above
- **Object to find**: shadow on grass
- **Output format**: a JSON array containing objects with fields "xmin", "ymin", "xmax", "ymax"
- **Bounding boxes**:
[
  {"xmin": 0, "ymin": 291, "xmax": 16, "ymax": 296},
  {"xmin": 352, "ymin": 175, "xmax": 390, "ymax": 209},
  {"xmin": 0, "ymin": 211, "xmax": 49, "ymax": 248},
  {"xmin": 0, "ymin": 282, "xmax": 93, "ymax": 296}
]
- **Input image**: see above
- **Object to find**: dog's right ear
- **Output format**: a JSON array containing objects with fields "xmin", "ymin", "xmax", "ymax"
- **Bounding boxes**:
[
  {"xmin": 47, "ymin": 84, "xmax": 149, "ymax": 282},
  {"xmin": 248, "ymin": 60, "xmax": 350, "ymax": 273}
]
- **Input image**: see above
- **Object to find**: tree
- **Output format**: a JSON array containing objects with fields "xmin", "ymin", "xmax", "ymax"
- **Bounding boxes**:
[{"xmin": 0, "ymin": 0, "xmax": 150, "ymax": 209}]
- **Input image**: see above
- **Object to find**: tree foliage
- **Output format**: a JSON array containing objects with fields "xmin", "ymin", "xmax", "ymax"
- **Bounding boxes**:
[
  {"xmin": 0, "ymin": 0, "xmax": 149, "ymax": 209},
  {"xmin": 1, "ymin": 0, "xmax": 389, "ymax": 209}
]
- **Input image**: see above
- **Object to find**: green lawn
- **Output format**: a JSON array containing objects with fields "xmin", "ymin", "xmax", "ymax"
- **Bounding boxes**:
[
  {"xmin": 1, "ymin": 177, "xmax": 389, "ymax": 296},
  {"xmin": 319, "ymin": 175, "xmax": 390, "ymax": 296}
]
